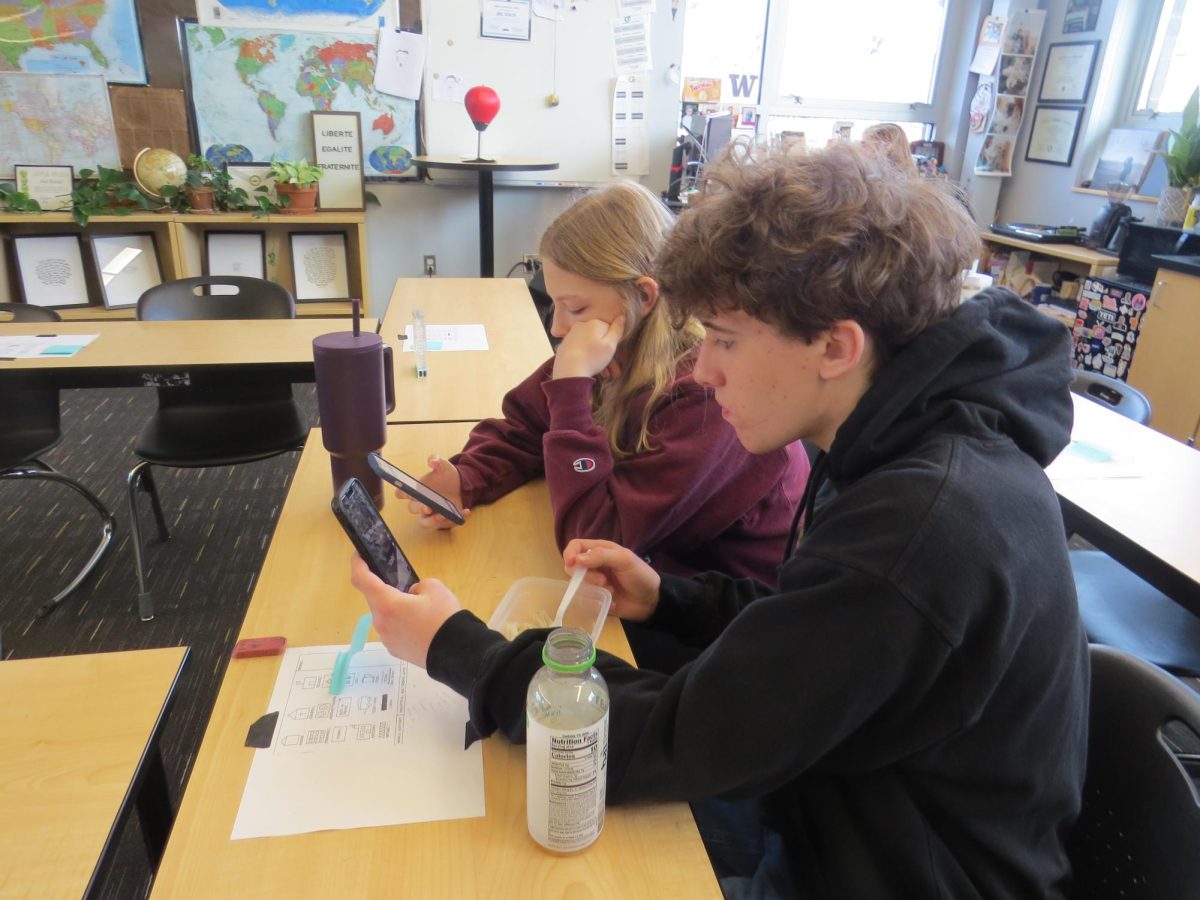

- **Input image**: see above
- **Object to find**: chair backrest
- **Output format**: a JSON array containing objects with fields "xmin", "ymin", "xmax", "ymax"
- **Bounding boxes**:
[
  {"xmin": 1069, "ymin": 369, "xmax": 1152, "ymax": 425},
  {"xmin": 137, "ymin": 276, "xmax": 295, "ymax": 321},
  {"xmin": 0, "ymin": 305, "xmax": 62, "ymax": 466},
  {"xmin": 0, "ymin": 303, "xmax": 62, "ymax": 323},
  {"xmin": 1067, "ymin": 645, "xmax": 1200, "ymax": 899}
]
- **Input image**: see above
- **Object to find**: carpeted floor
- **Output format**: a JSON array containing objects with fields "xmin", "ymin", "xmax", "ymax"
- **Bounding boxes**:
[{"xmin": 1, "ymin": 384, "xmax": 319, "ymax": 899}]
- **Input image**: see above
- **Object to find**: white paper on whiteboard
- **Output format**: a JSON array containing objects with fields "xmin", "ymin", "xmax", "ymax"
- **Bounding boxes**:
[
  {"xmin": 375, "ymin": 28, "xmax": 427, "ymax": 100},
  {"xmin": 431, "ymin": 72, "xmax": 469, "ymax": 103},
  {"xmin": 230, "ymin": 643, "xmax": 485, "ymax": 840},
  {"xmin": 612, "ymin": 14, "xmax": 652, "ymax": 74}
]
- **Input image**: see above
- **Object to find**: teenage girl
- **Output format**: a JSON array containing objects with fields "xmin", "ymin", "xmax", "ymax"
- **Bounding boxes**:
[{"xmin": 402, "ymin": 180, "xmax": 809, "ymax": 585}]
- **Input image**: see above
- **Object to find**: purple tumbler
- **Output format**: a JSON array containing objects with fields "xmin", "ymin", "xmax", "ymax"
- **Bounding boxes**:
[{"xmin": 313, "ymin": 301, "xmax": 395, "ymax": 507}]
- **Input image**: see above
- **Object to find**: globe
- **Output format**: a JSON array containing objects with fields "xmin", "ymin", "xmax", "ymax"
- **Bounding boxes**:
[
  {"xmin": 132, "ymin": 147, "xmax": 187, "ymax": 200},
  {"xmin": 369, "ymin": 145, "xmax": 413, "ymax": 175}
]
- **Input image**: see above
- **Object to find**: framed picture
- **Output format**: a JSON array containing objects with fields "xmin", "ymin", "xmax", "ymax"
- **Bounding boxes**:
[
  {"xmin": 289, "ymin": 231, "xmax": 350, "ymax": 302},
  {"xmin": 204, "ymin": 231, "xmax": 267, "ymax": 294},
  {"xmin": 14, "ymin": 165, "xmax": 73, "ymax": 211},
  {"xmin": 311, "ymin": 111, "xmax": 365, "ymax": 211},
  {"xmin": 11, "ymin": 234, "xmax": 90, "ymax": 308},
  {"xmin": 1026, "ymin": 106, "xmax": 1084, "ymax": 167},
  {"xmin": 1087, "ymin": 128, "xmax": 1165, "ymax": 192},
  {"xmin": 225, "ymin": 163, "xmax": 278, "ymax": 205},
  {"xmin": 998, "ymin": 55, "xmax": 1033, "ymax": 96},
  {"xmin": 89, "ymin": 232, "xmax": 163, "ymax": 309},
  {"xmin": 1063, "ymin": 0, "xmax": 1103, "ymax": 33},
  {"xmin": 1038, "ymin": 41, "xmax": 1100, "ymax": 104}
]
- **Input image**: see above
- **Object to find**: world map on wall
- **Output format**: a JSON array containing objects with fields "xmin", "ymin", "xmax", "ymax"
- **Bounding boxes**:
[
  {"xmin": 199, "ymin": 0, "xmax": 393, "ymax": 33},
  {"xmin": 0, "ymin": 0, "xmax": 147, "ymax": 84},
  {"xmin": 0, "ymin": 72, "xmax": 121, "ymax": 172},
  {"xmin": 184, "ymin": 23, "xmax": 417, "ymax": 178}
]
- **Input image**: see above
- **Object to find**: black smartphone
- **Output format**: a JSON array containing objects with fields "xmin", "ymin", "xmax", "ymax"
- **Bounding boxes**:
[
  {"xmin": 367, "ymin": 452, "xmax": 466, "ymax": 525},
  {"xmin": 331, "ymin": 477, "xmax": 419, "ymax": 591}
]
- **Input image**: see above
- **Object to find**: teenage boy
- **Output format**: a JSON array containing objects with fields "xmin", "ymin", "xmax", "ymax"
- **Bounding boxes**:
[{"xmin": 350, "ymin": 142, "xmax": 1089, "ymax": 898}]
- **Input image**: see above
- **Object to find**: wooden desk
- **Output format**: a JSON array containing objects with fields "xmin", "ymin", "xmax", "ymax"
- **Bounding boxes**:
[
  {"xmin": 1048, "ymin": 395, "xmax": 1200, "ymax": 615},
  {"xmin": 980, "ymin": 231, "xmax": 1119, "ymax": 277},
  {"xmin": 412, "ymin": 156, "xmax": 558, "ymax": 276},
  {"xmin": 380, "ymin": 278, "xmax": 552, "ymax": 423},
  {"xmin": 0, "ymin": 319, "xmax": 375, "ymax": 389},
  {"xmin": 152, "ymin": 424, "xmax": 718, "ymax": 899},
  {"xmin": 0, "ymin": 647, "xmax": 188, "ymax": 898}
]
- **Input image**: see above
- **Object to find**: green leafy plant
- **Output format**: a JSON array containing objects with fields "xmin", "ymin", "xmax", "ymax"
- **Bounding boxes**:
[
  {"xmin": 269, "ymin": 159, "xmax": 324, "ymax": 185},
  {"xmin": 71, "ymin": 166, "xmax": 156, "ymax": 226},
  {"xmin": 1160, "ymin": 87, "xmax": 1200, "ymax": 189},
  {"xmin": 160, "ymin": 154, "xmax": 220, "ymax": 211},
  {"xmin": 0, "ymin": 182, "xmax": 42, "ymax": 213}
]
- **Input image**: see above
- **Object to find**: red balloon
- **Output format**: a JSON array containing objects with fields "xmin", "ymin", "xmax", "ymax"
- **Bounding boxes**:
[{"xmin": 464, "ymin": 85, "xmax": 501, "ymax": 131}]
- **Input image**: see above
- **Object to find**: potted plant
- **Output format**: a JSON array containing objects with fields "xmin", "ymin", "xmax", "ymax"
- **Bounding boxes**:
[
  {"xmin": 270, "ymin": 159, "xmax": 322, "ymax": 214},
  {"xmin": 0, "ymin": 183, "xmax": 42, "ymax": 213},
  {"xmin": 160, "ymin": 154, "xmax": 219, "ymax": 212},
  {"xmin": 71, "ymin": 166, "xmax": 157, "ymax": 227},
  {"xmin": 1156, "ymin": 86, "xmax": 1200, "ymax": 227}
]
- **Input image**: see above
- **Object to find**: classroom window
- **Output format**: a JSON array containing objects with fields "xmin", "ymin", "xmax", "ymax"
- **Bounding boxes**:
[
  {"xmin": 774, "ymin": 0, "xmax": 949, "ymax": 109},
  {"xmin": 1135, "ymin": 0, "xmax": 1199, "ymax": 115},
  {"xmin": 680, "ymin": 0, "xmax": 769, "ymax": 105}
]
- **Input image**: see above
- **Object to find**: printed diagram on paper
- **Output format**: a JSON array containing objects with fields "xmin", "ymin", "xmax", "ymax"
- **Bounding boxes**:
[
  {"xmin": 274, "ymin": 649, "xmax": 432, "ymax": 751},
  {"xmin": 231, "ymin": 643, "xmax": 484, "ymax": 840}
]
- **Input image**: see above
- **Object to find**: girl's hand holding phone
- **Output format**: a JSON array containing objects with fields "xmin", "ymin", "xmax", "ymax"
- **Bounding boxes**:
[
  {"xmin": 405, "ymin": 454, "xmax": 470, "ymax": 530},
  {"xmin": 552, "ymin": 313, "xmax": 626, "ymax": 380}
]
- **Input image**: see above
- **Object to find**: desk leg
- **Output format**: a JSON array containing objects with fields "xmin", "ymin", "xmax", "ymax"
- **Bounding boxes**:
[
  {"xmin": 478, "ymin": 169, "xmax": 495, "ymax": 277},
  {"xmin": 136, "ymin": 748, "xmax": 174, "ymax": 869}
]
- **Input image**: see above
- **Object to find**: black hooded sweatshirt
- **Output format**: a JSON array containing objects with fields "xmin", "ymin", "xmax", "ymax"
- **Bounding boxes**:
[{"xmin": 427, "ymin": 288, "xmax": 1090, "ymax": 899}]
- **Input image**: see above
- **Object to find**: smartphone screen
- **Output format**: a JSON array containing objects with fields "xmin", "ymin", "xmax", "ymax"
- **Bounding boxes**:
[
  {"xmin": 367, "ymin": 452, "xmax": 465, "ymax": 525},
  {"xmin": 333, "ymin": 478, "xmax": 419, "ymax": 591}
]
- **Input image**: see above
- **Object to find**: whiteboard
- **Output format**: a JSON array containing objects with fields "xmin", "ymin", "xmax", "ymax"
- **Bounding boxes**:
[{"xmin": 421, "ymin": 1, "xmax": 682, "ymax": 187}]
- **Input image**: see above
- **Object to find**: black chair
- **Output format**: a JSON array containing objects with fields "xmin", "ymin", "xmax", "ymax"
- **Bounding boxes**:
[
  {"xmin": 1067, "ymin": 645, "xmax": 1200, "ymax": 899},
  {"xmin": 127, "ymin": 277, "xmax": 308, "ymax": 621},
  {"xmin": 0, "ymin": 303, "xmax": 115, "ymax": 617},
  {"xmin": 1066, "ymin": 371, "xmax": 1200, "ymax": 675}
]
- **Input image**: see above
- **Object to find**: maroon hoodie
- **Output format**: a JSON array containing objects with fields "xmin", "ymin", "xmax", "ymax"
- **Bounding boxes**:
[{"xmin": 451, "ymin": 357, "xmax": 809, "ymax": 584}]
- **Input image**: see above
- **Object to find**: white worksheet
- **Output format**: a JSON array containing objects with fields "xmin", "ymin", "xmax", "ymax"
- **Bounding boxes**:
[
  {"xmin": 401, "ymin": 323, "xmax": 489, "ymax": 352},
  {"xmin": 0, "ymin": 333, "xmax": 98, "ymax": 359},
  {"xmin": 231, "ymin": 643, "xmax": 484, "ymax": 840}
]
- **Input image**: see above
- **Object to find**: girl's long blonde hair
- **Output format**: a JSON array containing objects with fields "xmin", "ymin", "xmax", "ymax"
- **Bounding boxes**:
[{"xmin": 540, "ymin": 181, "xmax": 704, "ymax": 458}]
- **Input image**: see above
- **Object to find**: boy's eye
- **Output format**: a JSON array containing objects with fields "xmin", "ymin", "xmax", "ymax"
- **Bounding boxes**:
[
  {"xmin": 714, "ymin": 338, "xmax": 734, "ymax": 350},
  {"xmin": 567, "ymin": 308, "xmax": 585, "ymax": 316}
]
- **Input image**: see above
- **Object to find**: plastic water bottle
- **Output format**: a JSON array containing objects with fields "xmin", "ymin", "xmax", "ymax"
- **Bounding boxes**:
[
  {"xmin": 413, "ymin": 308, "xmax": 428, "ymax": 378},
  {"xmin": 525, "ymin": 628, "xmax": 609, "ymax": 853}
]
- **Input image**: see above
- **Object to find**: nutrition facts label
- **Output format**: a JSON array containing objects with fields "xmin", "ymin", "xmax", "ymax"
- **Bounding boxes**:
[{"xmin": 527, "ymin": 718, "xmax": 608, "ymax": 851}]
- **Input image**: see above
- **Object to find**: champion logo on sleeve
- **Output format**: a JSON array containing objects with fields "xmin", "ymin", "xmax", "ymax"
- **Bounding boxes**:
[{"xmin": 572, "ymin": 457, "xmax": 597, "ymax": 473}]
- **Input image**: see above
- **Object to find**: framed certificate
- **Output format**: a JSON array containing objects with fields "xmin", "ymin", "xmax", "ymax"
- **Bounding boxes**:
[
  {"xmin": 1038, "ymin": 41, "xmax": 1100, "ymax": 104},
  {"xmin": 14, "ymin": 165, "xmax": 74, "ymax": 211},
  {"xmin": 311, "ymin": 111, "xmax": 365, "ymax": 210},
  {"xmin": 204, "ymin": 231, "xmax": 267, "ymax": 294},
  {"xmin": 89, "ymin": 232, "xmax": 163, "ymax": 309},
  {"xmin": 1026, "ymin": 106, "xmax": 1084, "ymax": 167},
  {"xmin": 11, "ymin": 234, "xmax": 90, "ymax": 308},
  {"xmin": 289, "ymin": 231, "xmax": 350, "ymax": 302}
]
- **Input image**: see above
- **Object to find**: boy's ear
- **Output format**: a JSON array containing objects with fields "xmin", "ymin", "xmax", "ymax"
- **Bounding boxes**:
[
  {"xmin": 634, "ymin": 276, "xmax": 659, "ymax": 315},
  {"xmin": 818, "ymin": 320, "xmax": 871, "ymax": 379}
]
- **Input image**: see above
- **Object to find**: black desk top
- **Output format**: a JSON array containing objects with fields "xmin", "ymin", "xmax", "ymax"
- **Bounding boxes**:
[{"xmin": 411, "ymin": 155, "xmax": 559, "ymax": 173}]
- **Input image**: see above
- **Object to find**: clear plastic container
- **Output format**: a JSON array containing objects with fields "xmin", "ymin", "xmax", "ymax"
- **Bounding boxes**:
[{"xmin": 487, "ymin": 577, "xmax": 611, "ymax": 643}]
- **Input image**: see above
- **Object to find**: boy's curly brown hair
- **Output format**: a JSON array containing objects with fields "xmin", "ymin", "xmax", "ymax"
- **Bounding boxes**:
[{"xmin": 657, "ymin": 140, "xmax": 981, "ymax": 361}]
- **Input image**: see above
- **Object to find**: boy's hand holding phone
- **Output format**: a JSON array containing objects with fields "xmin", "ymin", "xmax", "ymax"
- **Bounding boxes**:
[
  {"xmin": 349, "ymin": 556, "xmax": 462, "ymax": 669},
  {"xmin": 553, "ymin": 313, "xmax": 626, "ymax": 380}
]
